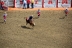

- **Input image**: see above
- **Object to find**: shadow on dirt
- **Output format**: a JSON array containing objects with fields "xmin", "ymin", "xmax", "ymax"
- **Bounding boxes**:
[
  {"xmin": 0, "ymin": 22, "xmax": 4, "ymax": 24},
  {"xmin": 33, "ymin": 17, "xmax": 39, "ymax": 19},
  {"xmin": 59, "ymin": 16, "xmax": 65, "ymax": 19},
  {"xmin": 21, "ymin": 26, "xmax": 31, "ymax": 29}
]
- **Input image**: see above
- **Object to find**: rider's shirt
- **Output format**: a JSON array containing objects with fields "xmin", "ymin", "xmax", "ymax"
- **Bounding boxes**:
[
  {"xmin": 3, "ymin": 13, "xmax": 7, "ymax": 20},
  {"xmin": 65, "ymin": 9, "xmax": 68, "ymax": 14},
  {"xmin": 37, "ymin": 10, "xmax": 40, "ymax": 16},
  {"xmin": 29, "ymin": 16, "xmax": 33, "ymax": 20}
]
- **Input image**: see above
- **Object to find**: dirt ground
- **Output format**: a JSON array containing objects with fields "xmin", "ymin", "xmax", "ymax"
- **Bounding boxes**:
[{"xmin": 0, "ymin": 8, "xmax": 72, "ymax": 48}]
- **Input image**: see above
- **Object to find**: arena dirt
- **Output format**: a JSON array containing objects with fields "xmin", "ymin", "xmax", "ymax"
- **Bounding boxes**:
[{"xmin": 0, "ymin": 9, "xmax": 72, "ymax": 48}]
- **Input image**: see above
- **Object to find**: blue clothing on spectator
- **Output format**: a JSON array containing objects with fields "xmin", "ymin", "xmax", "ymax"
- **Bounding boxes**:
[{"xmin": 23, "ymin": 0, "xmax": 27, "ymax": 8}]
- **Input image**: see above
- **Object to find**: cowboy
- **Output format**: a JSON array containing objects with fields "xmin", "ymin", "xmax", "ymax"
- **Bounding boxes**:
[
  {"xmin": 28, "ymin": 15, "xmax": 33, "ymax": 23},
  {"xmin": 37, "ymin": 9, "xmax": 40, "ymax": 17},
  {"xmin": 3, "ymin": 12, "xmax": 7, "ymax": 24},
  {"xmin": 65, "ymin": 8, "xmax": 68, "ymax": 16},
  {"xmin": 26, "ymin": 15, "xmax": 33, "ymax": 24}
]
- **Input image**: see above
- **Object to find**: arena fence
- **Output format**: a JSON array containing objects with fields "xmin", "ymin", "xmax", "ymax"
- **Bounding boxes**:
[{"xmin": 0, "ymin": 0, "xmax": 72, "ymax": 10}]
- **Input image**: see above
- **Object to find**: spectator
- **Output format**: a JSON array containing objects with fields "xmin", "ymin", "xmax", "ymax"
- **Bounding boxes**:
[
  {"xmin": 23, "ymin": 0, "xmax": 27, "ymax": 9},
  {"xmin": 0, "ymin": 1, "xmax": 4, "ymax": 10},
  {"xmin": 31, "ymin": 0, "xmax": 34, "ymax": 8},
  {"xmin": 27, "ymin": 0, "xmax": 30, "ymax": 8},
  {"xmin": 0, "ymin": 1, "xmax": 1, "ymax": 9}
]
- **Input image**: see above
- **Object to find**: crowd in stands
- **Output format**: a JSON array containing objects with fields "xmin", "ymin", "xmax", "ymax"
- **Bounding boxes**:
[
  {"xmin": 0, "ymin": 0, "xmax": 4, "ymax": 10},
  {"xmin": 23, "ymin": 0, "xmax": 34, "ymax": 9},
  {"xmin": 0, "ymin": 0, "xmax": 8, "ymax": 10},
  {"xmin": 0, "ymin": 0, "xmax": 35, "ymax": 10}
]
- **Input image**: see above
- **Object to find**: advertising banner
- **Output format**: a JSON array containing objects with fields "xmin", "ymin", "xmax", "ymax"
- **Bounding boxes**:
[
  {"xmin": 34, "ymin": 0, "xmax": 42, "ymax": 8},
  {"xmin": 8, "ymin": 0, "xmax": 14, "ymax": 6},
  {"xmin": 44, "ymin": 0, "xmax": 56, "ymax": 8},
  {"xmin": 58, "ymin": 0, "xmax": 71, "ymax": 8},
  {"xmin": 15, "ymin": 0, "xmax": 22, "ymax": 8}
]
